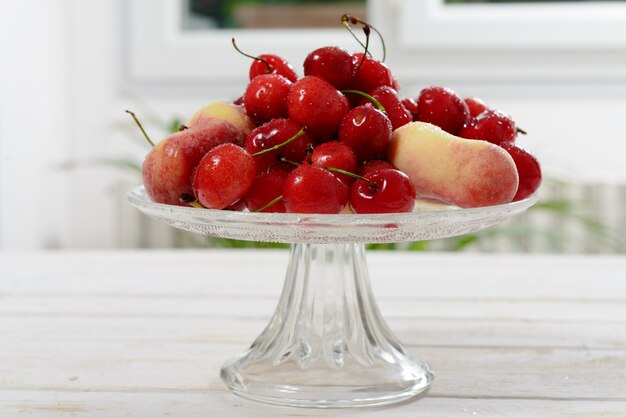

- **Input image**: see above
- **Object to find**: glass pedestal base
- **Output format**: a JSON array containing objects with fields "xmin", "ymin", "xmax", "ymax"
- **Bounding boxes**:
[
  {"xmin": 129, "ymin": 185, "xmax": 538, "ymax": 408},
  {"xmin": 220, "ymin": 243, "xmax": 434, "ymax": 408}
]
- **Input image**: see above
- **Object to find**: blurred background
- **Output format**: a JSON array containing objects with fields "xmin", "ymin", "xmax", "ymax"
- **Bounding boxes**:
[{"xmin": 1, "ymin": 0, "xmax": 625, "ymax": 252}]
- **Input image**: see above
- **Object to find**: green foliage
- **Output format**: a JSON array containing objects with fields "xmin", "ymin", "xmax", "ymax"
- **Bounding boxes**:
[{"xmin": 191, "ymin": 0, "xmax": 365, "ymax": 29}]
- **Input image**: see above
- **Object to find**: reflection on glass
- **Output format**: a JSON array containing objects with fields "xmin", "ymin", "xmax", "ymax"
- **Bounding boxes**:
[{"xmin": 183, "ymin": 0, "xmax": 367, "ymax": 30}]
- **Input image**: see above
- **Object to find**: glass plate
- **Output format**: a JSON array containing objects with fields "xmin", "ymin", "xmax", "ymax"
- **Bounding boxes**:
[{"xmin": 128, "ymin": 185, "xmax": 537, "ymax": 244}]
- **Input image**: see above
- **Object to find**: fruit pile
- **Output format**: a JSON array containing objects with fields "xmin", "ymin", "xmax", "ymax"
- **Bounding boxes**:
[{"xmin": 132, "ymin": 15, "xmax": 541, "ymax": 215}]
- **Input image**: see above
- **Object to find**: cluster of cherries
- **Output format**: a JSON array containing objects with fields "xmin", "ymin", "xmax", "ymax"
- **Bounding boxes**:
[{"xmin": 133, "ymin": 16, "xmax": 540, "ymax": 215}]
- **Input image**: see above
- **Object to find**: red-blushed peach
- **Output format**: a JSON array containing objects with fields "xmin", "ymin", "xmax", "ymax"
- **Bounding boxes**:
[
  {"xmin": 187, "ymin": 102, "xmax": 255, "ymax": 139},
  {"xmin": 142, "ymin": 118, "xmax": 242, "ymax": 205},
  {"xmin": 388, "ymin": 122, "xmax": 519, "ymax": 208}
]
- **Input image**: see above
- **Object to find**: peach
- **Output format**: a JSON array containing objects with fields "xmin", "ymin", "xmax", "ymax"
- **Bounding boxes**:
[
  {"xmin": 388, "ymin": 122, "xmax": 519, "ymax": 208},
  {"xmin": 142, "ymin": 118, "xmax": 242, "ymax": 205},
  {"xmin": 188, "ymin": 102, "xmax": 255, "ymax": 138}
]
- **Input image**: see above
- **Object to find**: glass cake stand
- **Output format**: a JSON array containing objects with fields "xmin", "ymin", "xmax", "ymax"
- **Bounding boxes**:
[{"xmin": 128, "ymin": 185, "xmax": 537, "ymax": 408}]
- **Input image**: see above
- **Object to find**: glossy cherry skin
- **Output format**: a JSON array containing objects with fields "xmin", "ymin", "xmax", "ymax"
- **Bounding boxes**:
[
  {"xmin": 350, "ymin": 53, "xmax": 395, "ymax": 94},
  {"xmin": 250, "ymin": 54, "xmax": 298, "ymax": 82},
  {"xmin": 464, "ymin": 97, "xmax": 489, "ymax": 117},
  {"xmin": 283, "ymin": 164, "xmax": 349, "ymax": 214},
  {"xmin": 311, "ymin": 141, "xmax": 358, "ymax": 185},
  {"xmin": 287, "ymin": 76, "xmax": 350, "ymax": 141},
  {"xmin": 303, "ymin": 46, "xmax": 355, "ymax": 90},
  {"xmin": 244, "ymin": 119, "xmax": 312, "ymax": 175},
  {"xmin": 401, "ymin": 97, "xmax": 419, "ymax": 121},
  {"xmin": 416, "ymin": 86, "xmax": 470, "ymax": 135},
  {"xmin": 243, "ymin": 171, "xmax": 288, "ymax": 213},
  {"xmin": 192, "ymin": 143, "xmax": 256, "ymax": 209},
  {"xmin": 357, "ymin": 159, "xmax": 396, "ymax": 177},
  {"xmin": 460, "ymin": 110, "xmax": 517, "ymax": 146},
  {"xmin": 243, "ymin": 74, "xmax": 291, "ymax": 123},
  {"xmin": 225, "ymin": 199, "xmax": 247, "ymax": 212},
  {"xmin": 364, "ymin": 86, "xmax": 412, "ymax": 130},
  {"xmin": 501, "ymin": 144, "xmax": 542, "ymax": 202},
  {"xmin": 349, "ymin": 169, "xmax": 416, "ymax": 214},
  {"xmin": 339, "ymin": 105, "xmax": 392, "ymax": 162}
]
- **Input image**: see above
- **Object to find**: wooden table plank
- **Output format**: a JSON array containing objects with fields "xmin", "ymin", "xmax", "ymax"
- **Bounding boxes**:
[
  {"xmin": 1, "ymin": 252, "xmax": 625, "ymax": 300},
  {"xmin": 1, "ymin": 251, "xmax": 625, "ymax": 417},
  {"xmin": 1, "ymin": 391, "xmax": 625, "ymax": 418},
  {"xmin": 2, "ymin": 295, "xmax": 625, "ymax": 322},
  {"xmin": 2, "ymin": 316, "xmax": 625, "ymax": 349},
  {"xmin": 2, "ymin": 340, "xmax": 626, "ymax": 399}
]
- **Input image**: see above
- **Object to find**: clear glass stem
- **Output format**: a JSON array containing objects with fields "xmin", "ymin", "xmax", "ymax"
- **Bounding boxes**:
[{"xmin": 220, "ymin": 243, "xmax": 434, "ymax": 408}]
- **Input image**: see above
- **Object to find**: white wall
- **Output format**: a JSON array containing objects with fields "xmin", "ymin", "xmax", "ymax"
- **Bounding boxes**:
[
  {"xmin": 1, "ymin": 0, "xmax": 625, "ymax": 250},
  {"xmin": 0, "ymin": 0, "xmax": 71, "ymax": 249}
]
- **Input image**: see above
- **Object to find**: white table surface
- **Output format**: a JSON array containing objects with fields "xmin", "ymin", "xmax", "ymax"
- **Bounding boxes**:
[{"xmin": 1, "ymin": 250, "xmax": 625, "ymax": 418}]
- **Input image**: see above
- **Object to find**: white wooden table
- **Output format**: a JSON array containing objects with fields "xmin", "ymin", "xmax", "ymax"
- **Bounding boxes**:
[{"xmin": 1, "ymin": 251, "xmax": 625, "ymax": 417}]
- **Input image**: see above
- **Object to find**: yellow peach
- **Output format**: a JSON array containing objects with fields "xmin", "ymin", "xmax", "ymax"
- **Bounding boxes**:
[
  {"xmin": 188, "ymin": 102, "xmax": 254, "ymax": 137},
  {"xmin": 388, "ymin": 122, "xmax": 519, "ymax": 208}
]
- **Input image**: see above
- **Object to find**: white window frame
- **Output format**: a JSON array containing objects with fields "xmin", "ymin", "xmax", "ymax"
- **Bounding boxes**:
[{"xmin": 398, "ymin": 0, "xmax": 626, "ymax": 50}]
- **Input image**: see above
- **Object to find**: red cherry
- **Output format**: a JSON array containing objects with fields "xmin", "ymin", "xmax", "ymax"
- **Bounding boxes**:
[
  {"xmin": 250, "ymin": 54, "xmax": 298, "ymax": 82},
  {"xmin": 339, "ymin": 105, "xmax": 392, "ymax": 162},
  {"xmin": 303, "ymin": 46, "xmax": 355, "ymax": 90},
  {"xmin": 357, "ymin": 160, "xmax": 396, "ymax": 177},
  {"xmin": 243, "ymin": 74, "xmax": 291, "ymax": 123},
  {"xmin": 401, "ymin": 97, "xmax": 419, "ymax": 121},
  {"xmin": 287, "ymin": 76, "xmax": 350, "ymax": 141},
  {"xmin": 464, "ymin": 97, "xmax": 490, "ymax": 118},
  {"xmin": 364, "ymin": 86, "xmax": 412, "ymax": 130},
  {"xmin": 232, "ymin": 38, "xmax": 298, "ymax": 82},
  {"xmin": 460, "ymin": 110, "xmax": 517, "ymax": 146},
  {"xmin": 244, "ymin": 119, "xmax": 312, "ymax": 175},
  {"xmin": 349, "ymin": 169, "xmax": 416, "ymax": 214},
  {"xmin": 192, "ymin": 143, "xmax": 256, "ymax": 209},
  {"xmin": 225, "ymin": 199, "xmax": 247, "ymax": 212},
  {"xmin": 244, "ymin": 171, "xmax": 288, "ymax": 213},
  {"xmin": 416, "ymin": 86, "xmax": 470, "ymax": 135},
  {"xmin": 501, "ymin": 144, "xmax": 542, "ymax": 201},
  {"xmin": 350, "ymin": 53, "xmax": 395, "ymax": 94},
  {"xmin": 311, "ymin": 141, "xmax": 358, "ymax": 185},
  {"xmin": 283, "ymin": 164, "xmax": 349, "ymax": 214}
]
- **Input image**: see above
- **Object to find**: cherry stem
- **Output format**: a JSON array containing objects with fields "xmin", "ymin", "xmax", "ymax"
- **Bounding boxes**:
[
  {"xmin": 278, "ymin": 157, "xmax": 300, "ymax": 167},
  {"xmin": 517, "ymin": 127, "xmax": 527, "ymax": 135},
  {"xmin": 355, "ymin": 25, "xmax": 370, "ymax": 76},
  {"xmin": 305, "ymin": 144, "xmax": 314, "ymax": 164},
  {"xmin": 231, "ymin": 37, "xmax": 273, "ymax": 73},
  {"xmin": 178, "ymin": 124, "xmax": 189, "ymax": 131},
  {"xmin": 326, "ymin": 167, "xmax": 377, "ymax": 190},
  {"xmin": 125, "ymin": 110, "xmax": 155, "ymax": 147},
  {"xmin": 341, "ymin": 90, "xmax": 388, "ymax": 115},
  {"xmin": 341, "ymin": 14, "xmax": 386, "ymax": 62},
  {"xmin": 341, "ymin": 15, "xmax": 372, "ymax": 59},
  {"xmin": 254, "ymin": 195, "xmax": 283, "ymax": 213},
  {"xmin": 267, "ymin": 157, "xmax": 299, "ymax": 173},
  {"xmin": 251, "ymin": 127, "xmax": 307, "ymax": 157},
  {"xmin": 179, "ymin": 193, "xmax": 205, "ymax": 209}
]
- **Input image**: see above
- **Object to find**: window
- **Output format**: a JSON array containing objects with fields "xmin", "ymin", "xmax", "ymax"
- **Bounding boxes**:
[
  {"xmin": 125, "ymin": 0, "xmax": 626, "ymax": 88},
  {"xmin": 183, "ymin": 0, "xmax": 367, "ymax": 30},
  {"xmin": 125, "ymin": 0, "xmax": 376, "ymax": 84}
]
